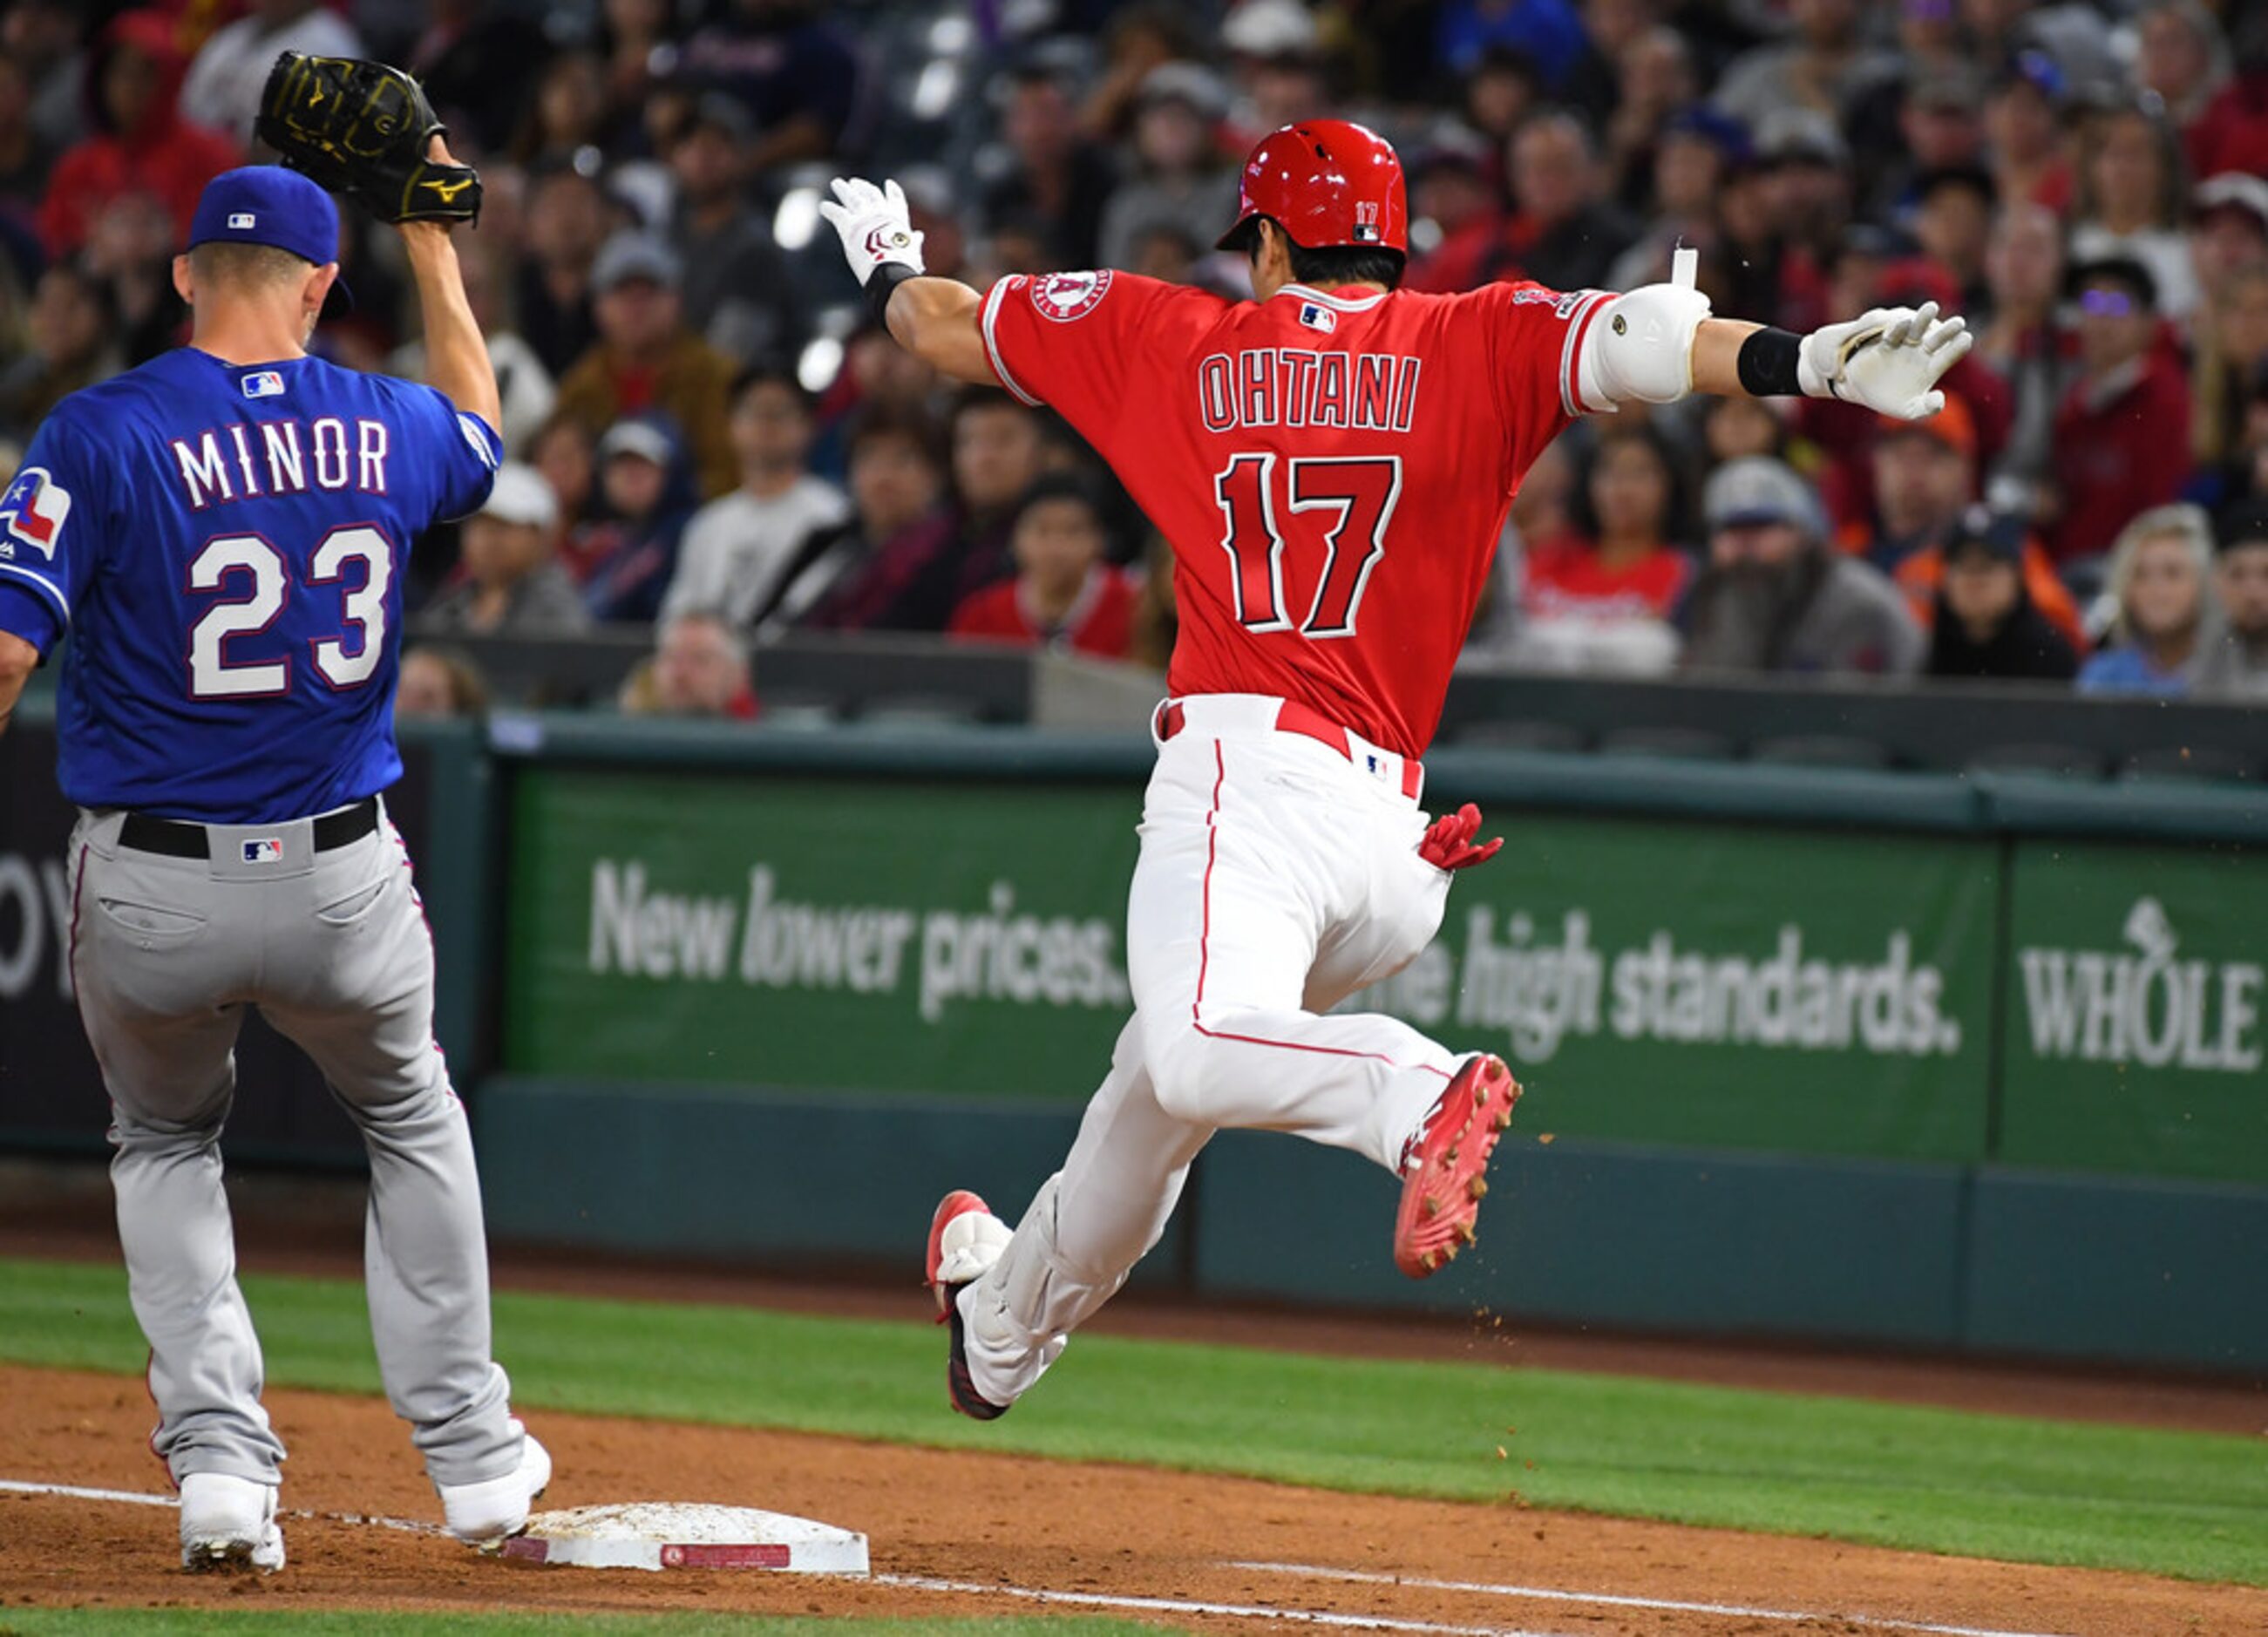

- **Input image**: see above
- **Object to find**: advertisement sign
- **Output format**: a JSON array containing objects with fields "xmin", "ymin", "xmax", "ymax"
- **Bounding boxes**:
[
  {"xmin": 504, "ymin": 773, "xmax": 1999, "ymax": 1162},
  {"xmin": 2002, "ymin": 842, "xmax": 2266, "ymax": 1183}
]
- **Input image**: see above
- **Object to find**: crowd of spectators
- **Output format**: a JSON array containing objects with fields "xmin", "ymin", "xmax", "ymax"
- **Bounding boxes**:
[{"xmin": 3, "ymin": 0, "xmax": 2266, "ymax": 721}]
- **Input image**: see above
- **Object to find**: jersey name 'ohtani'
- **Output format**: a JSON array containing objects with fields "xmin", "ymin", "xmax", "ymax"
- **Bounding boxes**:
[
  {"xmin": 1196, "ymin": 349, "xmax": 1422, "ymax": 433},
  {"xmin": 170, "ymin": 417, "xmax": 392, "ymax": 510}
]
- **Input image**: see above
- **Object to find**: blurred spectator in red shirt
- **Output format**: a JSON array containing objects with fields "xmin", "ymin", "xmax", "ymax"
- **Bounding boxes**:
[
  {"xmin": 2048, "ymin": 257, "xmax": 2194, "ymax": 566},
  {"xmin": 37, "ymin": 10, "xmax": 238, "ymax": 259},
  {"xmin": 949, "ymin": 474, "xmax": 1136, "ymax": 660},
  {"xmin": 2184, "ymin": 32, "xmax": 2268, "ymax": 181},
  {"xmin": 1514, "ymin": 423, "xmax": 1692, "ymax": 675},
  {"xmin": 1984, "ymin": 52, "xmax": 2074, "ymax": 214}
]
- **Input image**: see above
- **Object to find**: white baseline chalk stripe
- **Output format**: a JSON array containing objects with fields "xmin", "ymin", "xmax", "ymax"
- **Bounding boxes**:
[
  {"xmin": 0, "ymin": 1478, "xmax": 173, "ymax": 1508},
  {"xmin": 871, "ymin": 1573, "xmax": 1573, "ymax": 1637},
  {"xmin": 0, "ymin": 1477, "xmax": 445, "ymax": 1538},
  {"xmin": 1228, "ymin": 1560, "xmax": 2081, "ymax": 1637}
]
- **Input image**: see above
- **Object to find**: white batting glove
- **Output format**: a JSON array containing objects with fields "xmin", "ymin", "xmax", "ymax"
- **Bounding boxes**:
[
  {"xmin": 1796, "ymin": 302, "xmax": 1974, "ymax": 420},
  {"xmin": 818, "ymin": 176, "xmax": 925, "ymax": 288}
]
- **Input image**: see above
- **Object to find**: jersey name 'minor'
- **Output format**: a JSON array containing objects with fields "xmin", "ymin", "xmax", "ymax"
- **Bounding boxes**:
[
  {"xmin": 168, "ymin": 416, "xmax": 392, "ymax": 511},
  {"xmin": 1195, "ymin": 348, "xmax": 1423, "ymax": 434}
]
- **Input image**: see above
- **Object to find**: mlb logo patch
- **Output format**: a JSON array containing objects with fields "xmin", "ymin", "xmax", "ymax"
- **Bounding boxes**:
[
  {"xmin": 241, "ymin": 838, "xmax": 285, "ymax": 866},
  {"xmin": 241, "ymin": 370, "xmax": 285, "ymax": 399},
  {"xmin": 1298, "ymin": 301, "xmax": 1337, "ymax": 334},
  {"xmin": 0, "ymin": 466, "xmax": 70, "ymax": 560},
  {"xmin": 228, "ymin": 212, "xmax": 256, "ymax": 229}
]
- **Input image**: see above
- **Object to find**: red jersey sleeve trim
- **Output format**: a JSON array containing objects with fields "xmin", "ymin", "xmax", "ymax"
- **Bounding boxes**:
[
  {"xmin": 981, "ymin": 278, "xmax": 1044, "ymax": 407},
  {"xmin": 1558, "ymin": 290, "xmax": 1613, "ymax": 419}
]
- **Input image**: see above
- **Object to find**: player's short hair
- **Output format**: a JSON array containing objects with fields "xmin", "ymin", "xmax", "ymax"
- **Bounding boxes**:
[
  {"xmin": 1282, "ymin": 235, "xmax": 1407, "ymax": 292},
  {"xmin": 189, "ymin": 240, "xmax": 317, "ymax": 293},
  {"xmin": 950, "ymin": 386, "xmax": 1028, "ymax": 428}
]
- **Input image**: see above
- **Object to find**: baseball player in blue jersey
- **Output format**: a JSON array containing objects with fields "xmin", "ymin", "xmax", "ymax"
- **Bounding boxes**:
[{"xmin": 0, "ymin": 160, "xmax": 549, "ymax": 1570}]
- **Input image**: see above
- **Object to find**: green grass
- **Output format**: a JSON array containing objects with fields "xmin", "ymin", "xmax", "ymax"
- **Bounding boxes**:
[
  {"xmin": 3, "ymin": 1257, "xmax": 2263, "ymax": 1587},
  {"xmin": 0, "ymin": 1617, "xmax": 1147, "ymax": 1636}
]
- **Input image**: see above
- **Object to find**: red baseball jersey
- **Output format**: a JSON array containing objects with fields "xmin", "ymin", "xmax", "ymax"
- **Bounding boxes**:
[{"xmin": 981, "ymin": 269, "xmax": 1607, "ymax": 757}]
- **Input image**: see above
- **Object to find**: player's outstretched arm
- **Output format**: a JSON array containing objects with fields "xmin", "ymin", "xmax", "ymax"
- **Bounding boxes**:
[
  {"xmin": 399, "ymin": 138, "xmax": 501, "ymax": 432},
  {"xmin": 0, "ymin": 629, "xmax": 36, "ymax": 738},
  {"xmin": 819, "ymin": 177, "xmax": 996, "ymax": 386},
  {"xmin": 1575, "ymin": 248, "xmax": 1972, "ymax": 422}
]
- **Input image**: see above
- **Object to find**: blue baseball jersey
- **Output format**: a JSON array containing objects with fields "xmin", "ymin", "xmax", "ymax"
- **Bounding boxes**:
[{"xmin": 0, "ymin": 348, "xmax": 499, "ymax": 822}]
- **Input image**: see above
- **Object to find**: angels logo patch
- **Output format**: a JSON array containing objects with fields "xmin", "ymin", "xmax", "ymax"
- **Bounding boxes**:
[
  {"xmin": 1031, "ymin": 269, "xmax": 1112, "ymax": 323},
  {"xmin": 0, "ymin": 465, "xmax": 70, "ymax": 560}
]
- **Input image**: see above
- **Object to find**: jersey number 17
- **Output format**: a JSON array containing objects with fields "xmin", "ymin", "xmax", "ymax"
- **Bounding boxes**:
[
  {"xmin": 186, "ymin": 526, "xmax": 395, "ymax": 698},
  {"xmin": 1214, "ymin": 453, "xmax": 1402, "ymax": 639}
]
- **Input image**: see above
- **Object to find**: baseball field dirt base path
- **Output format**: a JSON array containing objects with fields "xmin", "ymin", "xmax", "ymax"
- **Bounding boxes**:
[{"xmin": 2, "ymin": 1365, "xmax": 2260, "ymax": 1635}]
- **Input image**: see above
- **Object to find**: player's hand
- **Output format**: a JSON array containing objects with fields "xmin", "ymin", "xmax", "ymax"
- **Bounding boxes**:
[
  {"xmin": 1420, "ymin": 804, "xmax": 1504, "ymax": 873},
  {"xmin": 397, "ymin": 137, "xmax": 465, "ymax": 245},
  {"xmin": 1796, "ymin": 302, "xmax": 1973, "ymax": 420},
  {"xmin": 819, "ymin": 176, "xmax": 925, "ymax": 288}
]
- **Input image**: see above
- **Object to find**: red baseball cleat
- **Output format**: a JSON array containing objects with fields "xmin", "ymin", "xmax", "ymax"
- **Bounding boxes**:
[
  {"xmin": 925, "ymin": 1189, "xmax": 1011, "ymax": 1420},
  {"xmin": 1394, "ymin": 1055, "xmax": 1521, "ymax": 1279}
]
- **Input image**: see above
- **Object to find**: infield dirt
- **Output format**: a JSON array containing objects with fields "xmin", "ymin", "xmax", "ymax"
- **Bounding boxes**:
[{"xmin": 3, "ymin": 1363, "xmax": 2262, "ymax": 1637}]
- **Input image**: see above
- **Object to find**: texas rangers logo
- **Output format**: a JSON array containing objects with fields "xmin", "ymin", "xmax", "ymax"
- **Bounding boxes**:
[
  {"xmin": 1031, "ymin": 268, "xmax": 1112, "ymax": 323},
  {"xmin": 0, "ymin": 466, "xmax": 70, "ymax": 560}
]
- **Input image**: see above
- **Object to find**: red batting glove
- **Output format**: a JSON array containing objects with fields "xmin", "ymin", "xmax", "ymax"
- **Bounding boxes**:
[{"xmin": 1419, "ymin": 803, "xmax": 1504, "ymax": 872}]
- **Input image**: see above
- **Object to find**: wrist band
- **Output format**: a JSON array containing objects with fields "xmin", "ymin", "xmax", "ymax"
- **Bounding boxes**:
[
  {"xmin": 1736, "ymin": 327, "xmax": 1804, "ymax": 397},
  {"xmin": 866, "ymin": 262, "xmax": 917, "ymax": 329}
]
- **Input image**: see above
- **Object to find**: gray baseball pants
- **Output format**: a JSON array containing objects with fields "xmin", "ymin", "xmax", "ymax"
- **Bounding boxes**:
[{"xmin": 67, "ymin": 802, "xmax": 519, "ymax": 1491}]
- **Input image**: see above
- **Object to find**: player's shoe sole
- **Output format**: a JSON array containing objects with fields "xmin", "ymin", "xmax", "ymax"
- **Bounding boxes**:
[
  {"xmin": 178, "ymin": 1472, "xmax": 286, "ymax": 1573},
  {"xmin": 1394, "ymin": 1054, "xmax": 1521, "ymax": 1279},
  {"xmin": 926, "ymin": 1190, "xmax": 1011, "ymax": 1421}
]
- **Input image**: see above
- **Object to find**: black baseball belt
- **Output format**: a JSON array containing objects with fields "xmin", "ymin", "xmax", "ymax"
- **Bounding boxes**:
[{"xmin": 118, "ymin": 796, "xmax": 381, "ymax": 859}]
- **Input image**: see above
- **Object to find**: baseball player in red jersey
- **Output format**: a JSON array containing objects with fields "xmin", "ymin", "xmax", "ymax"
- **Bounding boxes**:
[{"xmin": 820, "ymin": 122, "xmax": 1970, "ymax": 1418}]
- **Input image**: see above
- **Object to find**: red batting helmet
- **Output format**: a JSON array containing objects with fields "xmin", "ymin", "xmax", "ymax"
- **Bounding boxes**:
[{"xmin": 1216, "ymin": 119, "xmax": 1408, "ymax": 255}]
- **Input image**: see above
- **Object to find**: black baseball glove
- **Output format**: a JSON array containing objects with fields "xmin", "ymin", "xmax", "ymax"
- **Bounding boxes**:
[{"xmin": 255, "ymin": 51, "xmax": 482, "ymax": 225}]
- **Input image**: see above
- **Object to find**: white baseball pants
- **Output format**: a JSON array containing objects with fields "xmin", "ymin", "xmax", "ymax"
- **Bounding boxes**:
[{"xmin": 960, "ymin": 696, "xmax": 1462, "ymax": 1405}]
